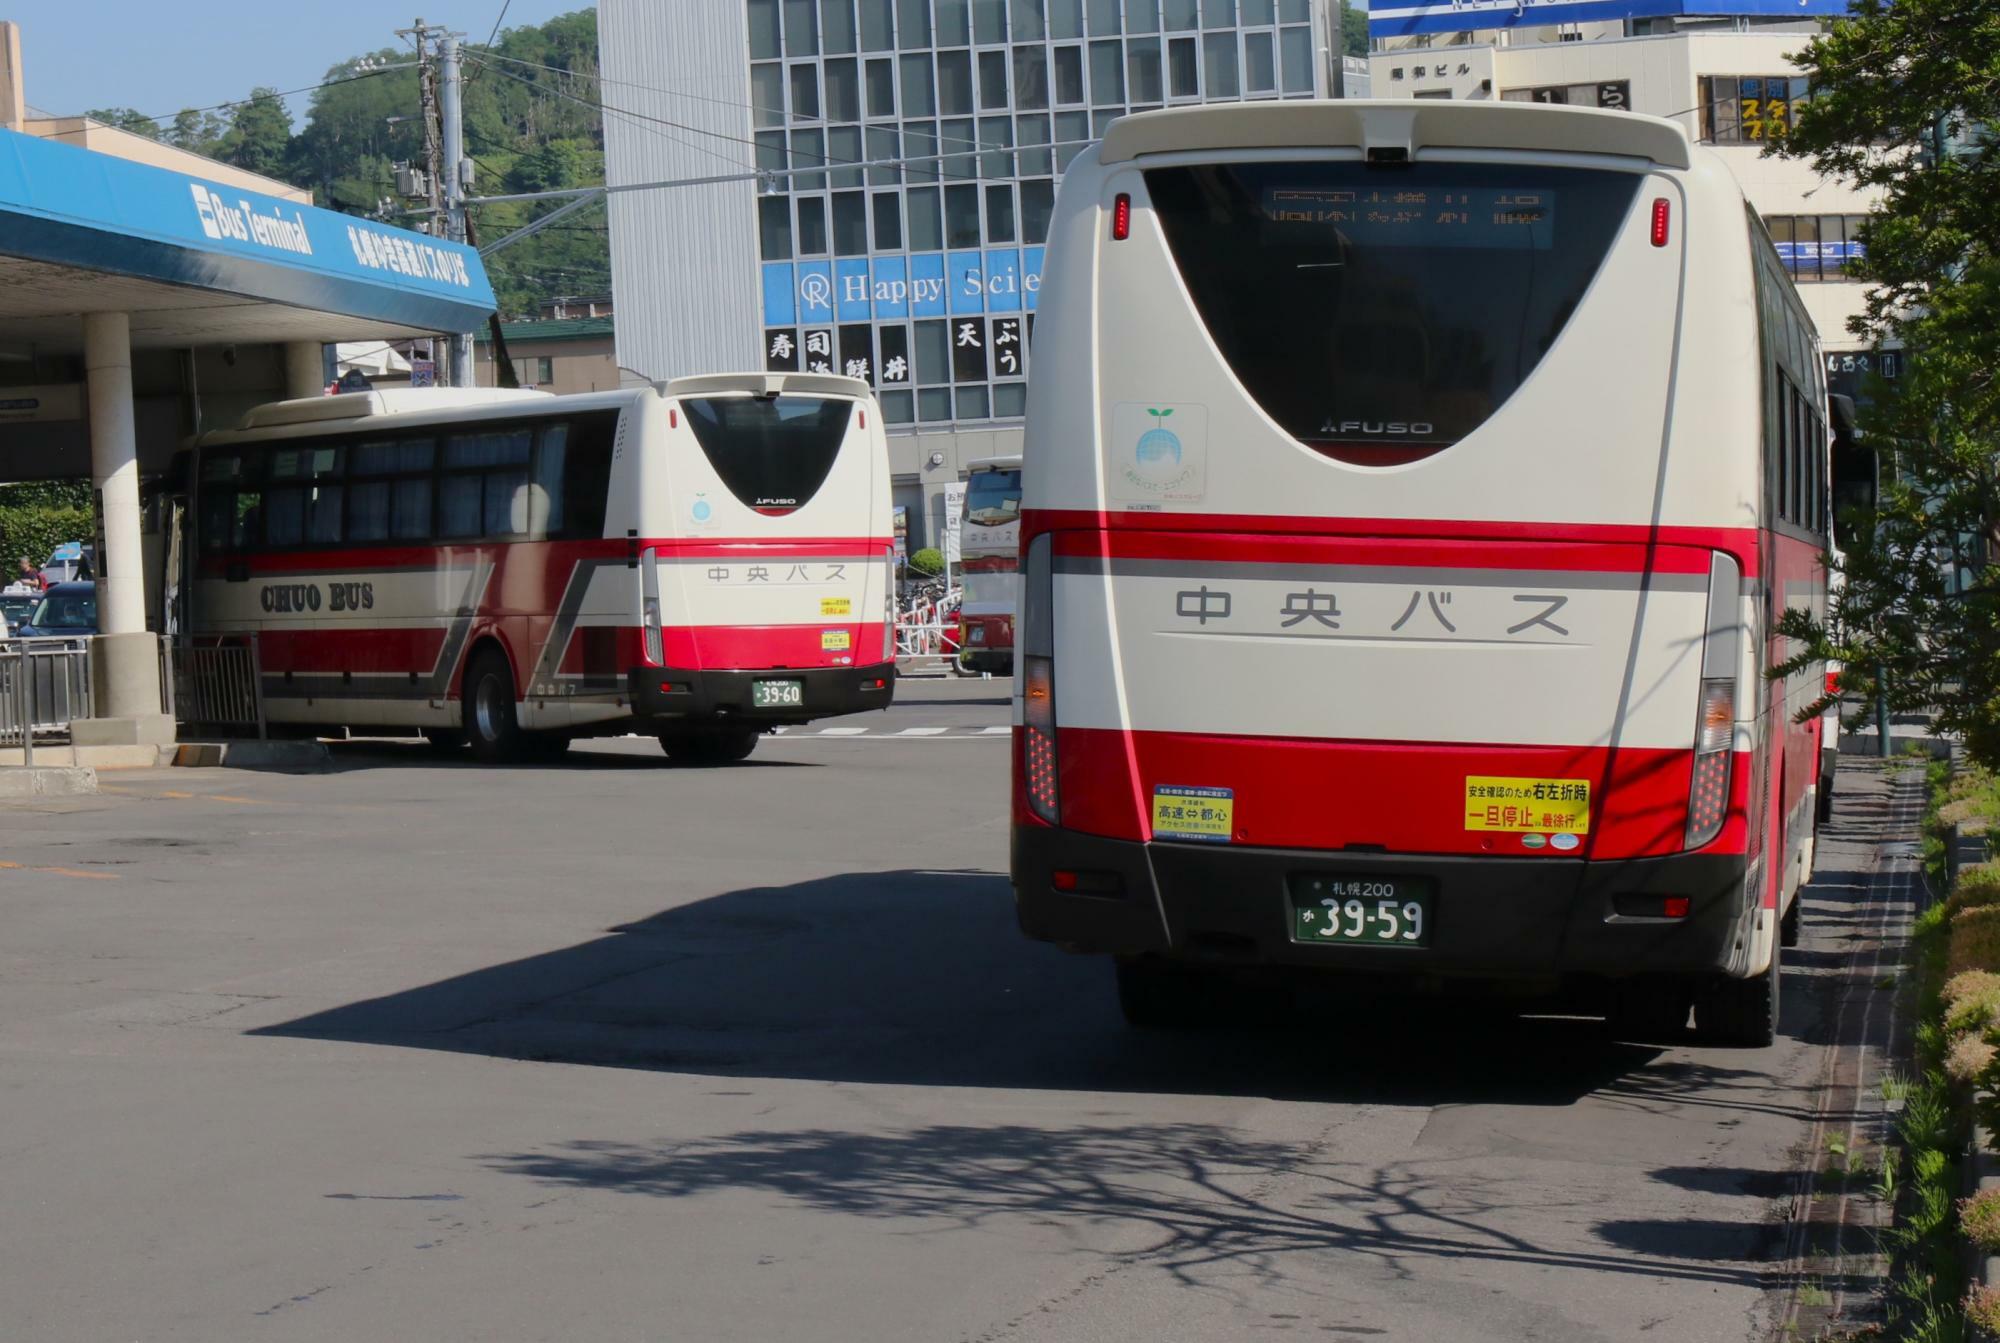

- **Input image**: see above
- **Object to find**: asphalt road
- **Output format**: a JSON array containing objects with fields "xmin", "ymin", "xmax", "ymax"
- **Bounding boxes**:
[{"xmin": 0, "ymin": 706, "xmax": 1913, "ymax": 1342}]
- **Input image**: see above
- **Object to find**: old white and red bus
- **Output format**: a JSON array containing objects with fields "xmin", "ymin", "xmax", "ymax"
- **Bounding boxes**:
[
  {"xmin": 1012, "ymin": 101, "xmax": 1837, "ymax": 1046},
  {"xmin": 957, "ymin": 454, "xmax": 1023, "ymax": 674},
  {"xmin": 188, "ymin": 373, "xmax": 896, "ymax": 763}
]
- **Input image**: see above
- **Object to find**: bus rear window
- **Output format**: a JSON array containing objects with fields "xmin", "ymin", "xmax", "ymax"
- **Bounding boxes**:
[
  {"xmin": 682, "ymin": 396, "xmax": 853, "ymax": 514},
  {"xmin": 1143, "ymin": 162, "xmax": 1642, "ymax": 464},
  {"xmin": 965, "ymin": 469, "xmax": 1022, "ymax": 526}
]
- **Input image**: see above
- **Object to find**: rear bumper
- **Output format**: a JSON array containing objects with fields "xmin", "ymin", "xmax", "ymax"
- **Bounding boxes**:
[
  {"xmin": 626, "ymin": 662, "xmax": 896, "ymax": 724},
  {"xmin": 1012, "ymin": 823, "xmax": 1750, "ymax": 979}
]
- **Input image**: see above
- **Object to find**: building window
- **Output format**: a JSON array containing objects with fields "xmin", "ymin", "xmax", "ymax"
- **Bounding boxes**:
[
  {"xmin": 1764, "ymin": 214, "xmax": 1868, "ymax": 282},
  {"xmin": 1699, "ymin": 75, "xmax": 1809, "ymax": 144}
]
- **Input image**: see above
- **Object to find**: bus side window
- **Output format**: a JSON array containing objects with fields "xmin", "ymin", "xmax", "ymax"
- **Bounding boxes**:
[
  {"xmin": 550, "ymin": 413, "xmax": 615, "ymax": 541},
  {"xmin": 530, "ymin": 423, "xmax": 569, "ymax": 539}
]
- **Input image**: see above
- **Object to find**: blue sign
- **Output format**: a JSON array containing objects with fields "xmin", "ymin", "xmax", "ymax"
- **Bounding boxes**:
[
  {"xmin": 762, "ymin": 248, "xmax": 1046, "ymax": 327},
  {"xmin": 1777, "ymin": 240, "xmax": 1864, "ymax": 271},
  {"xmin": 0, "ymin": 127, "xmax": 494, "ymax": 332},
  {"xmin": 1368, "ymin": 0, "xmax": 1855, "ymax": 38}
]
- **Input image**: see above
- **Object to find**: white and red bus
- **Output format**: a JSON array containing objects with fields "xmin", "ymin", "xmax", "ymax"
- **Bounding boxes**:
[
  {"xmin": 957, "ymin": 454, "xmax": 1023, "ymax": 674},
  {"xmin": 1012, "ymin": 101, "xmax": 1838, "ymax": 1045},
  {"xmin": 186, "ymin": 373, "xmax": 896, "ymax": 763}
]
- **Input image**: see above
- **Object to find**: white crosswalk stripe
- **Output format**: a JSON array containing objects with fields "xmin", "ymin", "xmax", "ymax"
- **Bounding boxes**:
[
  {"xmin": 979, "ymin": 725, "xmax": 1012, "ymax": 735},
  {"xmin": 815, "ymin": 727, "xmax": 868, "ymax": 736},
  {"xmin": 898, "ymin": 727, "xmax": 950, "ymax": 736}
]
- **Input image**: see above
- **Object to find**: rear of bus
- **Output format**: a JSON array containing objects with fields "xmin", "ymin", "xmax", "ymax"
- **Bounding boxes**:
[
  {"xmin": 1013, "ymin": 102, "xmax": 1782, "ymax": 1040},
  {"xmin": 957, "ymin": 456, "xmax": 1023, "ymax": 674},
  {"xmin": 628, "ymin": 373, "xmax": 896, "ymax": 756}
]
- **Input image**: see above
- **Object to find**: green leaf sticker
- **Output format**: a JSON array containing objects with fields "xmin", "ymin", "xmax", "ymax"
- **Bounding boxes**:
[{"xmin": 1148, "ymin": 407, "xmax": 1173, "ymax": 420}]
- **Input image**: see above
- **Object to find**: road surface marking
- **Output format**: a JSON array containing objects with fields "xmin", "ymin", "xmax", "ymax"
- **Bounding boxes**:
[
  {"xmin": 898, "ymin": 727, "xmax": 950, "ymax": 736},
  {"xmin": 816, "ymin": 727, "xmax": 868, "ymax": 736}
]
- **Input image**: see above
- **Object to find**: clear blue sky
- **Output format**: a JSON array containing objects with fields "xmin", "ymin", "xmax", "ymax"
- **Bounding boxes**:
[{"xmin": 14, "ymin": 3, "xmax": 588, "ymax": 123}]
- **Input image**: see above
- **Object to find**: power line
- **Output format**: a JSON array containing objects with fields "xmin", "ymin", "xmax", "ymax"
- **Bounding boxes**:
[
  {"xmin": 40, "ymin": 65, "xmax": 406, "ymax": 143},
  {"xmin": 466, "ymin": 52, "xmax": 756, "ymax": 176},
  {"xmin": 477, "ymin": 49, "xmax": 1033, "ymax": 160}
]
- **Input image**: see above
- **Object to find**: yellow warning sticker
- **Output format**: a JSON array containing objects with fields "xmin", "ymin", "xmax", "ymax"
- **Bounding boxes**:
[
  {"xmin": 820, "ymin": 597, "xmax": 852, "ymax": 616},
  {"xmin": 1464, "ymin": 777, "xmax": 1591, "ymax": 833},
  {"xmin": 821, "ymin": 629, "xmax": 852, "ymax": 651},
  {"xmin": 1152, "ymin": 785, "xmax": 1234, "ymax": 843}
]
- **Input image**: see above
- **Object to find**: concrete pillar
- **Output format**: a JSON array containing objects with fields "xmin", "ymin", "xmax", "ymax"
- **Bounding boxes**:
[
  {"xmin": 75, "ymin": 311, "xmax": 173, "ymax": 749},
  {"xmin": 0, "ymin": 23, "xmax": 24, "ymax": 133},
  {"xmin": 283, "ymin": 340, "xmax": 325, "ymax": 400}
]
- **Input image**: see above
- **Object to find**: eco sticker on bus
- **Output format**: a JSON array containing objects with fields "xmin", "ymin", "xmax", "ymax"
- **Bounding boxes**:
[
  {"xmin": 1110, "ymin": 402, "xmax": 1208, "ymax": 506},
  {"xmin": 1152, "ymin": 784, "xmax": 1234, "ymax": 842},
  {"xmin": 820, "ymin": 597, "xmax": 852, "ymax": 616},
  {"xmin": 1464, "ymin": 777, "xmax": 1591, "ymax": 834},
  {"xmin": 821, "ymin": 629, "xmax": 852, "ymax": 651}
]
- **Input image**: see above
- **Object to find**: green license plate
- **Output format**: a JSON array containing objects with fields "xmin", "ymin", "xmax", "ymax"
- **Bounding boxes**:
[
  {"xmin": 751, "ymin": 679, "xmax": 804, "ymax": 709},
  {"xmin": 1289, "ymin": 876, "xmax": 1432, "ymax": 948}
]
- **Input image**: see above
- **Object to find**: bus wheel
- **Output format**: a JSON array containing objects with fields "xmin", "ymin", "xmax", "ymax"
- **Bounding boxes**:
[
  {"xmin": 464, "ymin": 649, "xmax": 523, "ymax": 763},
  {"xmin": 1697, "ymin": 940, "xmax": 1780, "ymax": 1047},
  {"xmin": 1606, "ymin": 976, "xmax": 1693, "ymax": 1040},
  {"xmin": 1114, "ymin": 958, "xmax": 1212, "ymax": 1028},
  {"xmin": 422, "ymin": 729, "xmax": 465, "ymax": 754}
]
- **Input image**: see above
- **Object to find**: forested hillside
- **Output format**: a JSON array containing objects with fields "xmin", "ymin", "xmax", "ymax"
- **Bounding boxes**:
[{"xmin": 87, "ymin": 10, "xmax": 608, "ymax": 319}]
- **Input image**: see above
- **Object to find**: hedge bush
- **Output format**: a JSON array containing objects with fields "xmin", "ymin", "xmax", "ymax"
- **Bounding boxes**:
[
  {"xmin": 908, "ymin": 547, "xmax": 944, "ymax": 577},
  {"xmin": 0, "ymin": 481, "xmax": 92, "ymax": 573}
]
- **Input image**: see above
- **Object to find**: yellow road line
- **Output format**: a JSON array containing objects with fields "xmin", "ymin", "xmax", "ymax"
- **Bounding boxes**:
[{"xmin": 31, "ymin": 866, "xmax": 118, "ymax": 881}]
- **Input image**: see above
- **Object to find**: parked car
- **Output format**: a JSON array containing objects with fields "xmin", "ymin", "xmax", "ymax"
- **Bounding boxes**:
[
  {"xmin": 16, "ymin": 582, "xmax": 97, "ymax": 638},
  {"xmin": 0, "ymin": 590, "xmax": 36, "ymax": 632},
  {"xmin": 39, "ymin": 541, "xmax": 93, "ymax": 586}
]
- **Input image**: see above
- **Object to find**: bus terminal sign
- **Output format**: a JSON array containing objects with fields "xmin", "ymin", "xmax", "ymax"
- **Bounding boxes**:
[{"xmin": 1367, "ymin": 0, "xmax": 1857, "ymax": 39}]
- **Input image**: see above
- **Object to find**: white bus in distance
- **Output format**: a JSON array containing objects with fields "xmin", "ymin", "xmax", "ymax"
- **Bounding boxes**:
[
  {"xmin": 185, "ymin": 373, "xmax": 896, "ymax": 762},
  {"xmin": 957, "ymin": 454, "xmax": 1023, "ymax": 674},
  {"xmin": 1012, "ymin": 101, "xmax": 1844, "ymax": 1046}
]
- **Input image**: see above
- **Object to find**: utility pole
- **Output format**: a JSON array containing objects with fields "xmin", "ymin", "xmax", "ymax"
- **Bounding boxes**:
[
  {"xmin": 439, "ymin": 32, "xmax": 473, "ymax": 388},
  {"xmin": 398, "ymin": 19, "xmax": 472, "ymax": 386}
]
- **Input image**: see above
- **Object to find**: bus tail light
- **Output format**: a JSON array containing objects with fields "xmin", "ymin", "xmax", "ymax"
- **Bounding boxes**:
[
  {"xmin": 1020, "ymin": 532, "xmax": 1058, "ymax": 824},
  {"xmin": 1111, "ymin": 193, "xmax": 1131, "ymax": 241},
  {"xmin": 1686, "ymin": 551, "xmax": 1742, "ymax": 850},
  {"xmin": 643, "ymin": 597, "xmax": 663, "ymax": 666},
  {"xmin": 1651, "ymin": 198, "xmax": 1671, "ymax": 248}
]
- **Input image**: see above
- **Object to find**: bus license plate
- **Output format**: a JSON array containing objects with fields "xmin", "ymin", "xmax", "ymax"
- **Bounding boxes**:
[
  {"xmin": 1288, "ymin": 876, "xmax": 1432, "ymax": 948},
  {"xmin": 751, "ymin": 680, "xmax": 804, "ymax": 709}
]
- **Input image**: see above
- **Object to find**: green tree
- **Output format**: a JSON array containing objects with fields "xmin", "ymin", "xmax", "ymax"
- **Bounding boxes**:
[
  {"xmin": 85, "ymin": 108, "xmax": 161, "ymax": 139},
  {"xmin": 221, "ymin": 87, "xmax": 294, "ymax": 180},
  {"xmin": 1340, "ymin": 2, "xmax": 1369, "ymax": 58},
  {"xmin": 166, "ymin": 107, "xmax": 228, "ymax": 156},
  {"xmin": 1770, "ymin": 0, "xmax": 2000, "ymax": 765}
]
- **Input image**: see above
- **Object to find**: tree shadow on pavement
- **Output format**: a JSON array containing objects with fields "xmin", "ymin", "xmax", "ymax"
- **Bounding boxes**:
[{"xmin": 471, "ymin": 1119, "xmax": 1772, "ymax": 1294}]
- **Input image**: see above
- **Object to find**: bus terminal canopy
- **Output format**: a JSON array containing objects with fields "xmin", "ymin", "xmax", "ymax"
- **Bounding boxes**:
[{"xmin": 0, "ymin": 127, "xmax": 495, "ymax": 350}]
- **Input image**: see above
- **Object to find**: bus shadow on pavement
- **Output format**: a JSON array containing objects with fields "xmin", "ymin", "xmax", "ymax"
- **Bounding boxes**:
[
  {"xmin": 314, "ymin": 739, "xmax": 820, "ymax": 772},
  {"xmin": 249, "ymin": 865, "xmax": 1790, "ymax": 1108}
]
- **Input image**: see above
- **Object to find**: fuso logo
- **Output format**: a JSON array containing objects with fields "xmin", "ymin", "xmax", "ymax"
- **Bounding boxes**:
[{"xmin": 189, "ymin": 184, "xmax": 314, "ymax": 256}]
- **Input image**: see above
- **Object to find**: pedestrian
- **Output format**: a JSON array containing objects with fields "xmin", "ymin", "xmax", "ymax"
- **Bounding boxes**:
[{"xmin": 15, "ymin": 556, "xmax": 43, "ymax": 591}]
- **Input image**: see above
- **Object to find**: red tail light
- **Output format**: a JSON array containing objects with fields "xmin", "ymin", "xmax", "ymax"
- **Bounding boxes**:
[
  {"xmin": 1111, "ymin": 193, "xmax": 1131, "ymax": 241},
  {"xmin": 1651, "ymin": 198, "xmax": 1670, "ymax": 248},
  {"xmin": 1023, "ymin": 654, "xmax": 1059, "ymax": 823},
  {"xmin": 1825, "ymin": 669, "xmax": 1840, "ymax": 697},
  {"xmin": 1687, "ymin": 553, "xmax": 1741, "ymax": 850}
]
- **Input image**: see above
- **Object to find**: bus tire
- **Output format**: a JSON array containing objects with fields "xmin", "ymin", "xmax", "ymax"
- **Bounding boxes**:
[
  {"xmin": 1114, "ymin": 958, "xmax": 1211, "ymax": 1028},
  {"xmin": 1697, "ymin": 940, "xmax": 1780, "ymax": 1047},
  {"xmin": 1607, "ymin": 976, "xmax": 1693, "ymax": 1040},
  {"xmin": 464, "ymin": 649, "xmax": 524, "ymax": 764}
]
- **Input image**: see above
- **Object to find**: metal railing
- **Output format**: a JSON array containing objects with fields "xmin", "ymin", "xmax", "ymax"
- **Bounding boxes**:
[
  {"xmin": 895, "ymin": 588, "xmax": 963, "ymax": 661},
  {"xmin": 0, "ymin": 637, "xmax": 94, "ymax": 766},
  {"xmin": 174, "ymin": 634, "xmax": 266, "ymax": 739}
]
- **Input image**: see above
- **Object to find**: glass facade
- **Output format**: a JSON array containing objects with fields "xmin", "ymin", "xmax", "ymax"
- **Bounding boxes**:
[{"xmin": 749, "ymin": 0, "xmax": 1323, "ymax": 427}]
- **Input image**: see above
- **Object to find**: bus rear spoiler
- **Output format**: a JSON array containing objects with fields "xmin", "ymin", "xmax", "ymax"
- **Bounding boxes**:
[
  {"xmin": 1097, "ymin": 100, "xmax": 1693, "ymax": 172},
  {"xmin": 661, "ymin": 372, "xmax": 872, "ymax": 401}
]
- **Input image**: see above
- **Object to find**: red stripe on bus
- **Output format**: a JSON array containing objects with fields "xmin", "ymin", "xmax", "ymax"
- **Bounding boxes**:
[
  {"xmin": 1051, "ymin": 531, "xmax": 1720, "ymax": 574},
  {"xmin": 1023, "ymin": 510, "xmax": 1765, "ymax": 575},
  {"xmin": 199, "ymin": 536, "xmax": 895, "ymax": 576},
  {"xmin": 257, "ymin": 627, "xmax": 446, "ymax": 674},
  {"xmin": 661, "ymin": 623, "xmax": 890, "ymax": 669},
  {"xmin": 1041, "ymin": 727, "xmax": 1753, "ymax": 860}
]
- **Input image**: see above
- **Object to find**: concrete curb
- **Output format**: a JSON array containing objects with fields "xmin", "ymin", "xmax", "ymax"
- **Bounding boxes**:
[
  {"xmin": 171, "ymin": 740, "xmax": 330, "ymax": 770},
  {"xmin": 0, "ymin": 765, "xmax": 97, "ymax": 797}
]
